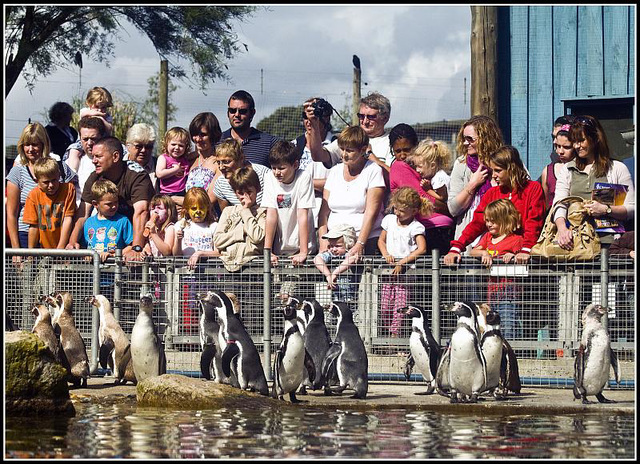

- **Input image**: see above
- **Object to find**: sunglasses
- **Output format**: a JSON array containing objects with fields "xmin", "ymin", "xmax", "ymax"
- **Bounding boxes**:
[
  {"xmin": 462, "ymin": 135, "xmax": 477, "ymax": 143},
  {"xmin": 228, "ymin": 107, "xmax": 250, "ymax": 115},
  {"xmin": 131, "ymin": 143, "xmax": 154, "ymax": 151},
  {"xmin": 574, "ymin": 115, "xmax": 596, "ymax": 129},
  {"xmin": 357, "ymin": 112, "xmax": 378, "ymax": 121}
]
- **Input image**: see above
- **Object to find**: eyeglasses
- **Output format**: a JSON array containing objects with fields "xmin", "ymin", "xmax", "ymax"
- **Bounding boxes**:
[
  {"xmin": 357, "ymin": 112, "xmax": 378, "ymax": 121},
  {"xmin": 228, "ymin": 108, "xmax": 250, "ymax": 115},
  {"xmin": 216, "ymin": 158, "xmax": 235, "ymax": 166},
  {"xmin": 131, "ymin": 143, "xmax": 154, "ymax": 151},
  {"xmin": 192, "ymin": 132, "xmax": 209, "ymax": 139},
  {"xmin": 462, "ymin": 135, "xmax": 477, "ymax": 143}
]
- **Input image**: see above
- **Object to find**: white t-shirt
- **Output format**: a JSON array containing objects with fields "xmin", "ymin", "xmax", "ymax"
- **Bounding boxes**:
[
  {"xmin": 431, "ymin": 169, "xmax": 451, "ymax": 191},
  {"xmin": 324, "ymin": 160, "xmax": 386, "ymax": 238},
  {"xmin": 260, "ymin": 168, "xmax": 317, "ymax": 255},
  {"xmin": 179, "ymin": 220, "xmax": 218, "ymax": 257},
  {"xmin": 381, "ymin": 214, "xmax": 426, "ymax": 259},
  {"xmin": 325, "ymin": 132, "xmax": 393, "ymax": 167}
]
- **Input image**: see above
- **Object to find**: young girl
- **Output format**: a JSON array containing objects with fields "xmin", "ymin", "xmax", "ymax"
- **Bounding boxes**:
[
  {"xmin": 377, "ymin": 187, "xmax": 430, "ymax": 338},
  {"xmin": 540, "ymin": 117, "xmax": 577, "ymax": 211},
  {"xmin": 156, "ymin": 127, "xmax": 192, "ymax": 202},
  {"xmin": 469, "ymin": 198, "xmax": 524, "ymax": 339},
  {"xmin": 143, "ymin": 194, "xmax": 178, "ymax": 257},
  {"xmin": 411, "ymin": 139, "xmax": 455, "ymax": 252}
]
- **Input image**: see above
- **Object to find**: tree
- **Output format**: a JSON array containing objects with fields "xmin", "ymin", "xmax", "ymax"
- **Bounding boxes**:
[
  {"xmin": 256, "ymin": 105, "xmax": 304, "ymax": 141},
  {"xmin": 4, "ymin": 6, "xmax": 256, "ymax": 97}
]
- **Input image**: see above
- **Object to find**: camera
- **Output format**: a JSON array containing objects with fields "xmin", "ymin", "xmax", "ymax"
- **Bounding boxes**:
[{"xmin": 311, "ymin": 98, "xmax": 333, "ymax": 118}]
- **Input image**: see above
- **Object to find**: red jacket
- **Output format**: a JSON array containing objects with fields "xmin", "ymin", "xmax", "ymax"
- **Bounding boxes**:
[{"xmin": 449, "ymin": 180, "xmax": 545, "ymax": 254}]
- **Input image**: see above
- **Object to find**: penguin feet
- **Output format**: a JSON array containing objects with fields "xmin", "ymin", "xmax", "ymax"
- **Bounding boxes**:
[
  {"xmin": 469, "ymin": 393, "xmax": 479, "ymax": 403},
  {"xmin": 596, "ymin": 393, "xmax": 616, "ymax": 404},
  {"xmin": 298, "ymin": 385, "xmax": 308, "ymax": 395},
  {"xmin": 289, "ymin": 392, "xmax": 307, "ymax": 403},
  {"xmin": 581, "ymin": 397, "xmax": 595, "ymax": 404},
  {"xmin": 449, "ymin": 390, "xmax": 459, "ymax": 403}
]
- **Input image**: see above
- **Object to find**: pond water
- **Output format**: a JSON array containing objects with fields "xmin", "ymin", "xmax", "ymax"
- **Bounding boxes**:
[{"xmin": 5, "ymin": 403, "xmax": 634, "ymax": 459}]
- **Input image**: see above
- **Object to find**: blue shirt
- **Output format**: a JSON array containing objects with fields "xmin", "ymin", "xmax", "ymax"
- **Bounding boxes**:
[
  {"xmin": 81, "ymin": 212, "xmax": 133, "ymax": 253},
  {"xmin": 219, "ymin": 128, "xmax": 280, "ymax": 168}
]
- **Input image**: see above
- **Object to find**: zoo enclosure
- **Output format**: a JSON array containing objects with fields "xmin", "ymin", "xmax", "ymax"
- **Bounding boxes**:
[{"xmin": 5, "ymin": 248, "xmax": 635, "ymax": 388}]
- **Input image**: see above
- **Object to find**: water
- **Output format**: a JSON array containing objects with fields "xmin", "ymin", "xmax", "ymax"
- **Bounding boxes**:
[{"xmin": 5, "ymin": 403, "xmax": 634, "ymax": 459}]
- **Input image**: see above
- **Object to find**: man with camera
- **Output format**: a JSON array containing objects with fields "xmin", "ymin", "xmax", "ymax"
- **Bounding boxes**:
[
  {"xmin": 221, "ymin": 89, "xmax": 280, "ymax": 168},
  {"xmin": 303, "ymin": 92, "xmax": 393, "ymax": 171}
]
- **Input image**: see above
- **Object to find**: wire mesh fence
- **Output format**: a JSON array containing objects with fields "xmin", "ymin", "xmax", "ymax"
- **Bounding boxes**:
[{"xmin": 5, "ymin": 249, "xmax": 635, "ymax": 388}]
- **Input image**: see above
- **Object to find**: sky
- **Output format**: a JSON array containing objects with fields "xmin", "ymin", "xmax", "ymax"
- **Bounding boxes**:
[{"xmin": 4, "ymin": 5, "xmax": 472, "ymax": 146}]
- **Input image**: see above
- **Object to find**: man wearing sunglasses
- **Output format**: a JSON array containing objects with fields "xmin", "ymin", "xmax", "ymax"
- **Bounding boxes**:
[
  {"xmin": 220, "ymin": 90, "xmax": 280, "ymax": 168},
  {"xmin": 303, "ymin": 92, "xmax": 393, "ymax": 171}
]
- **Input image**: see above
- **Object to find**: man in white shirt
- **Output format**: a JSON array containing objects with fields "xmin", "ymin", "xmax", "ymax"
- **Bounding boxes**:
[{"xmin": 303, "ymin": 92, "xmax": 393, "ymax": 172}]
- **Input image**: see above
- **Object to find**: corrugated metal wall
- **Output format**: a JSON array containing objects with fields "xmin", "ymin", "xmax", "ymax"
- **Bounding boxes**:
[{"xmin": 497, "ymin": 5, "xmax": 635, "ymax": 179}]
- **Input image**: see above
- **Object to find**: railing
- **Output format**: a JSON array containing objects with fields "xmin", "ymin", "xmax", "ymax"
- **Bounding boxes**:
[{"xmin": 5, "ymin": 248, "xmax": 635, "ymax": 386}]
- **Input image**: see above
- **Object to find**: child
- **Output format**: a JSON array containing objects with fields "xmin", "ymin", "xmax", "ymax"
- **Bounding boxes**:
[
  {"xmin": 377, "ymin": 187, "xmax": 430, "ymax": 338},
  {"xmin": 313, "ymin": 223, "xmax": 359, "ymax": 304},
  {"xmin": 155, "ymin": 127, "xmax": 192, "ymax": 203},
  {"xmin": 143, "ymin": 194, "xmax": 178, "ymax": 257},
  {"xmin": 173, "ymin": 187, "xmax": 219, "ymax": 268},
  {"xmin": 261, "ymin": 140, "xmax": 317, "ymax": 266},
  {"xmin": 213, "ymin": 165, "xmax": 267, "ymax": 272},
  {"xmin": 66, "ymin": 87, "xmax": 114, "ymax": 169},
  {"xmin": 469, "ymin": 198, "xmax": 524, "ymax": 340},
  {"xmin": 411, "ymin": 139, "xmax": 455, "ymax": 253},
  {"xmin": 80, "ymin": 178, "xmax": 133, "ymax": 262},
  {"xmin": 23, "ymin": 157, "xmax": 77, "ymax": 249}
]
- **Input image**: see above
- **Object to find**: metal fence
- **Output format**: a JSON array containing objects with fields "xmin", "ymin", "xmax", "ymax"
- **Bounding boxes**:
[{"xmin": 5, "ymin": 248, "xmax": 635, "ymax": 388}]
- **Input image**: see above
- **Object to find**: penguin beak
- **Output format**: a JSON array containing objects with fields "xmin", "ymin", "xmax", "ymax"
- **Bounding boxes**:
[{"xmin": 84, "ymin": 296, "xmax": 95, "ymax": 306}]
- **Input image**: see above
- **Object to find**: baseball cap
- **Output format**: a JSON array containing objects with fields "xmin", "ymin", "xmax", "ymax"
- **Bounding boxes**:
[{"xmin": 321, "ymin": 224, "xmax": 356, "ymax": 242}]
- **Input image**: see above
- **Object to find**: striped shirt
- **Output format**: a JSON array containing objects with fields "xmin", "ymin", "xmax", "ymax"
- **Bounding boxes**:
[
  {"xmin": 219, "ymin": 128, "xmax": 280, "ymax": 168},
  {"xmin": 213, "ymin": 162, "xmax": 271, "ymax": 206}
]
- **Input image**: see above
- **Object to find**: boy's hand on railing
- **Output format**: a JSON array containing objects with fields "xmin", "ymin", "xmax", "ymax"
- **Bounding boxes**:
[
  {"xmin": 443, "ymin": 252, "xmax": 461, "ymax": 265},
  {"xmin": 270, "ymin": 253, "xmax": 279, "ymax": 266},
  {"xmin": 514, "ymin": 252, "xmax": 531, "ymax": 264},
  {"xmin": 501, "ymin": 253, "xmax": 516, "ymax": 263},
  {"xmin": 392, "ymin": 263, "xmax": 404, "ymax": 275},
  {"xmin": 384, "ymin": 254, "xmax": 395, "ymax": 265},
  {"xmin": 291, "ymin": 252, "xmax": 307, "ymax": 266}
]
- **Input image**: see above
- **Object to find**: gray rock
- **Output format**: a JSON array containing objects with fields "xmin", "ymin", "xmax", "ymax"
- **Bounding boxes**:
[
  {"xmin": 5, "ymin": 331, "xmax": 75, "ymax": 416},
  {"xmin": 137, "ymin": 374, "xmax": 280, "ymax": 409}
]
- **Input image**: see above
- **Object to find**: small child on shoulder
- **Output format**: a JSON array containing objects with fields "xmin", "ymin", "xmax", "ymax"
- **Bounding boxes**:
[{"xmin": 155, "ymin": 127, "xmax": 192, "ymax": 209}]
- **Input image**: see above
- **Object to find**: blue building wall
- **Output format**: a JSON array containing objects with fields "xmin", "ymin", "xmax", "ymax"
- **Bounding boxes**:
[{"xmin": 496, "ymin": 5, "xmax": 635, "ymax": 180}]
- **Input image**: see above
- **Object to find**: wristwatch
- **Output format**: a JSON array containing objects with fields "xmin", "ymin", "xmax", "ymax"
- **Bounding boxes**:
[
  {"xmin": 132, "ymin": 245, "xmax": 143, "ymax": 252},
  {"xmin": 605, "ymin": 205, "xmax": 612, "ymax": 215}
]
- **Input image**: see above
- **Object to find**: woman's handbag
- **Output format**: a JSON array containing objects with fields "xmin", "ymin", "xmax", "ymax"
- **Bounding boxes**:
[{"xmin": 531, "ymin": 196, "xmax": 601, "ymax": 260}]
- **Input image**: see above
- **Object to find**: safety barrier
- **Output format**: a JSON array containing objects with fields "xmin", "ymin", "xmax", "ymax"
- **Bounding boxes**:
[{"xmin": 5, "ymin": 248, "xmax": 635, "ymax": 387}]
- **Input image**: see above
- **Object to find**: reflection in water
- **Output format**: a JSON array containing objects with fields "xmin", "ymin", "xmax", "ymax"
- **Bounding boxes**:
[{"xmin": 5, "ymin": 403, "xmax": 635, "ymax": 459}]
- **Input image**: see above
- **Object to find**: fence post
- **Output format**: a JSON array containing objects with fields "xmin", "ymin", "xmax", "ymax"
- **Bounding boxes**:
[
  {"xmin": 114, "ymin": 249, "xmax": 122, "ymax": 321},
  {"xmin": 90, "ymin": 251, "xmax": 101, "ymax": 374},
  {"xmin": 600, "ymin": 248, "xmax": 610, "ymax": 331},
  {"xmin": 431, "ymin": 248, "xmax": 441, "ymax": 343},
  {"xmin": 263, "ymin": 249, "xmax": 272, "ymax": 380}
]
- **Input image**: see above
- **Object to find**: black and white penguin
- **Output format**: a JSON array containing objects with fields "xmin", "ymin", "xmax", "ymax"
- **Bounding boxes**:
[
  {"xmin": 321, "ymin": 301, "xmax": 368, "ymax": 399},
  {"xmin": 290, "ymin": 295, "xmax": 309, "ymax": 335},
  {"xmin": 298, "ymin": 298, "xmax": 332, "ymax": 394},
  {"xmin": 398, "ymin": 304, "xmax": 442, "ymax": 395},
  {"xmin": 50, "ymin": 291, "xmax": 90, "ymax": 387},
  {"xmin": 447, "ymin": 300, "xmax": 487, "ymax": 403},
  {"xmin": 573, "ymin": 303, "xmax": 621, "ymax": 404},
  {"xmin": 198, "ymin": 291, "xmax": 235, "ymax": 386},
  {"xmin": 131, "ymin": 295, "xmax": 166, "ymax": 382},
  {"xmin": 271, "ymin": 298, "xmax": 316, "ymax": 403},
  {"xmin": 435, "ymin": 343, "xmax": 452, "ymax": 397},
  {"xmin": 478, "ymin": 305, "xmax": 521, "ymax": 399},
  {"xmin": 199, "ymin": 290, "xmax": 269, "ymax": 395},
  {"xmin": 87, "ymin": 294, "xmax": 136, "ymax": 385},
  {"xmin": 31, "ymin": 302, "xmax": 63, "ymax": 364}
]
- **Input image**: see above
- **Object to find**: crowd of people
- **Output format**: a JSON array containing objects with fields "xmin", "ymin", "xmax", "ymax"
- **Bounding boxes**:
[{"xmin": 6, "ymin": 87, "xmax": 636, "ymax": 337}]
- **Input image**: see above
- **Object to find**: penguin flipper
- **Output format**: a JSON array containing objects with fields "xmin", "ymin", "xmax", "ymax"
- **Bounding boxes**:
[
  {"xmin": 200, "ymin": 344, "xmax": 217, "ymax": 380},
  {"xmin": 610, "ymin": 348, "xmax": 621, "ymax": 384},
  {"xmin": 403, "ymin": 354, "xmax": 415, "ymax": 380},
  {"xmin": 99, "ymin": 338, "xmax": 115, "ymax": 369},
  {"xmin": 502, "ymin": 339, "xmax": 521, "ymax": 393},
  {"xmin": 573, "ymin": 345, "xmax": 586, "ymax": 400},
  {"xmin": 118, "ymin": 344, "xmax": 132, "ymax": 380},
  {"xmin": 159, "ymin": 347, "xmax": 167, "ymax": 375},
  {"xmin": 304, "ymin": 349, "xmax": 316, "ymax": 384},
  {"xmin": 321, "ymin": 343, "xmax": 342, "ymax": 387},
  {"xmin": 428, "ymin": 344, "xmax": 442, "ymax": 381},
  {"xmin": 221, "ymin": 342, "xmax": 240, "ymax": 378},
  {"xmin": 435, "ymin": 346, "xmax": 451, "ymax": 397},
  {"xmin": 272, "ymin": 349, "xmax": 283, "ymax": 398}
]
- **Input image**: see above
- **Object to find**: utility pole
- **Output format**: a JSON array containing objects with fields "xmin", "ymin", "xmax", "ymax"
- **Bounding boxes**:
[
  {"xmin": 352, "ymin": 55, "xmax": 361, "ymax": 126},
  {"xmin": 470, "ymin": 6, "xmax": 498, "ymax": 119},
  {"xmin": 159, "ymin": 60, "xmax": 169, "ymax": 140}
]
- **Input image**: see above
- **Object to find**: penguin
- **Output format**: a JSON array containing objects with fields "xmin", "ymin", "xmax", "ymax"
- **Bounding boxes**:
[
  {"xmin": 478, "ymin": 305, "xmax": 521, "ymax": 399},
  {"xmin": 198, "ymin": 290, "xmax": 269, "ymax": 395},
  {"xmin": 290, "ymin": 295, "xmax": 309, "ymax": 335},
  {"xmin": 31, "ymin": 303, "xmax": 63, "ymax": 364},
  {"xmin": 321, "ymin": 301, "xmax": 368, "ymax": 399},
  {"xmin": 88, "ymin": 294, "xmax": 136, "ymax": 385},
  {"xmin": 573, "ymin": 303, "xmax": 621, "ymax": 404},
  {"xmin": 397, "ymin": 304, "xmax": 442, "ymax": 395},
  {"xmin": 131, "ymin": 294, "xmax": 166, "ymax": 382},
  {"xmin": 435, "ymin": 343, "xmax": 452, "ymax": 398},
  {"xmin": 271, "ymin": 298, "xmax": 316, "ymax": 403},
  {"xmin": 447, "ymin": 300, "xmax": 487, "ymax": 403},
  {"xmin": 298, "ymin": 298, "xmax": 332, "ymax": 394},
  {"xmin": 198, "ymin": 291, "xmax": 235, "ymax": 386},
  {"xmin": 41, "ymin": 292, "xmax": 63, "ymax": 335},
  {"xmin": 50, "ymin": 291, "xmax": 90, "ymax": 387}
]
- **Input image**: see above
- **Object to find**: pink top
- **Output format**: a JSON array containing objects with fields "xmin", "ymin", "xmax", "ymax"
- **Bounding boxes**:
[
  {"xmin": 158, "ymin": 153, "xmax": 191, "ymax": 194},
  {"xmin": 389, "ymin": 160, "xmax": 454, "ymax": 229}
]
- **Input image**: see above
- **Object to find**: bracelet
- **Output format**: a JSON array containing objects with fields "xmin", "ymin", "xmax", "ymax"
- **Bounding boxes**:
[
  {"xmin": 357, "ymin": 240, "xmax": 366, "ymax": 246},
  {"xmin": 466, "ymin": 188, "xmax": 475, "ymax": 196}
]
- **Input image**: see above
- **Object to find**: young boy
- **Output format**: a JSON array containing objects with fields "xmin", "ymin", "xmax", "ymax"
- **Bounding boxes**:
[
  {"xmin": 261, "ymin": 140, "xmax": 317, "ymax": 265},
  {"xmin": 80, "ymin": 178, "xmax": 133, "ymax": 262},
  {"xmin": 313, "ymin": 223, "xmax": 359, "ymax": 303},
  {"xmin": 213, "ymin": 165, "xmax": 267, "ymax": 272},
  {"xmin": 23, "ymin": 157, "xmax": 77, "ymax": 249}
]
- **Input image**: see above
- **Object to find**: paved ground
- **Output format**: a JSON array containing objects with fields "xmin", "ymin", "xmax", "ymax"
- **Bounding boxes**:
[{"xmin": 70, "ymin": 374, "xmax": 634, "ymax": 415}]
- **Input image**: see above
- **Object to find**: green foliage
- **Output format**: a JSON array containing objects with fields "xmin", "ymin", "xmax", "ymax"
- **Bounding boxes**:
[
  {"xmin": 5, "ymin": 6, "xmax": 257, "ymax": 97},
  {"xmin": 256, "ymin": 105, "xmax": 305, "ymax": 141}
]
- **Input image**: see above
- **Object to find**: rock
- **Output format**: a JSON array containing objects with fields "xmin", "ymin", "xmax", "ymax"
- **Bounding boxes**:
[
  {"xmin": 5, "ymin": 331, "xmax": 75, "ymax": 416},
  {"xmin": 137, "ymin": 374, "xmax": 280, "ymax": 409}
]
